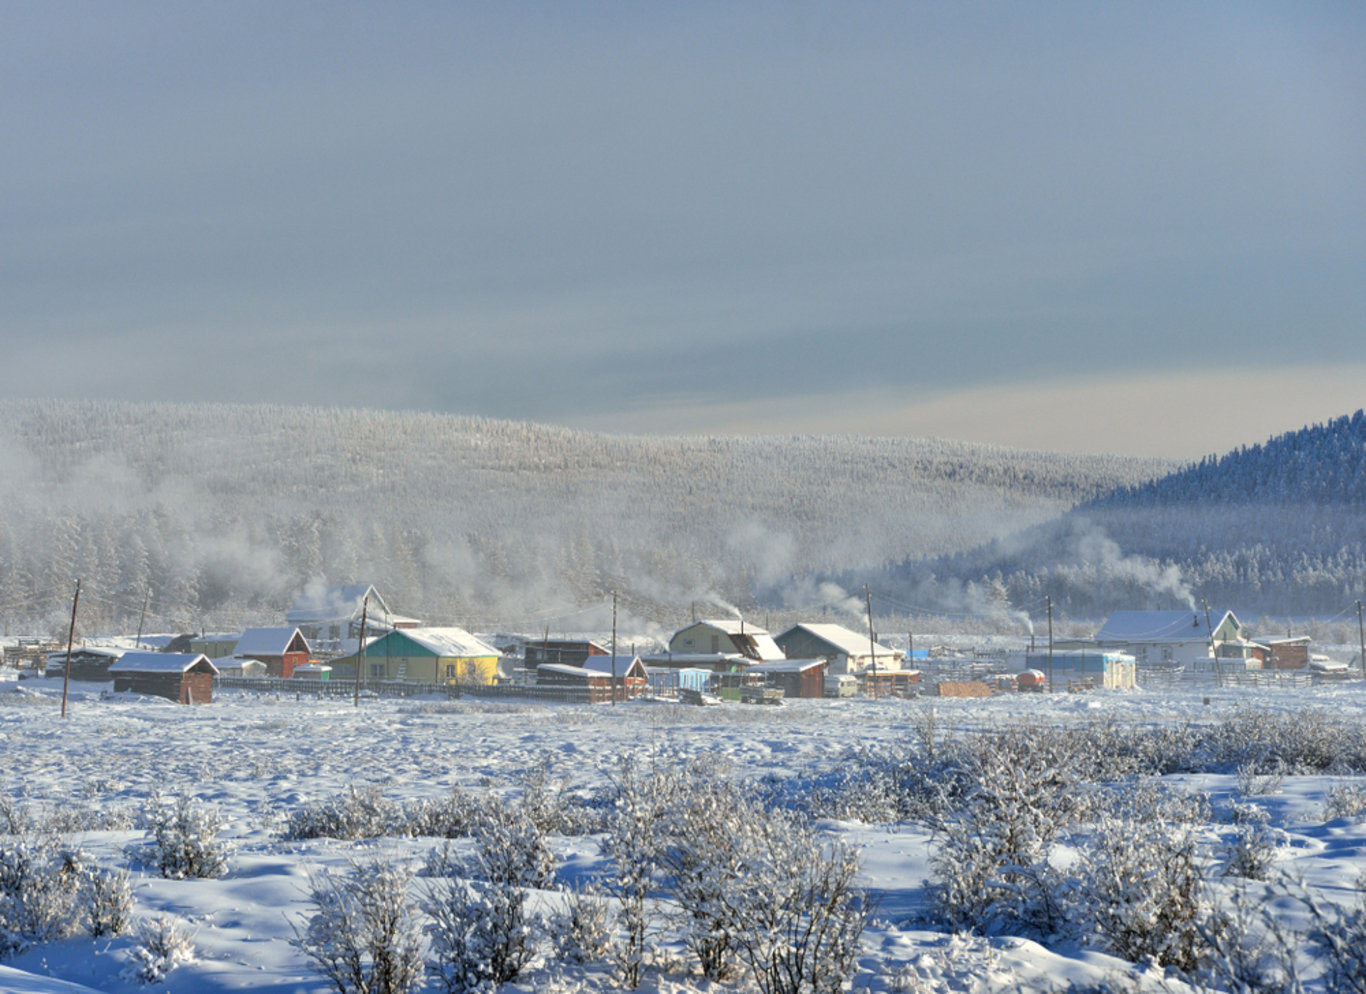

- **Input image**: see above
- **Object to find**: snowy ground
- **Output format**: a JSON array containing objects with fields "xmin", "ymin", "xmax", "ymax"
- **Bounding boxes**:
[{"xmin": 2, "ymin": 671, "xmax": 1366, "ymax": 993}]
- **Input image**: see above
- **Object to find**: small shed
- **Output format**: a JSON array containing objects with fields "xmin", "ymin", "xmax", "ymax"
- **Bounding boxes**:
[
  {"xmin": 293, "ymin": 662, "xmax": 331, "ymax": 681},
  {"xmin": 109, "ymin": 652, "xmax": 218, "ymax": 704},
  {"xmin": 234, "ymin": 626, "xmax": 312, "ymax": 678},
  {"xmin": 213, "ymin": 656, "xmax": 267, "ymax": 678},
  {"xmin": 647, "ymin": 666, "xmax": 711, "ymax": 697},
  {"xmin": 743, "ymin": 658, "xmax": 827, "ymax": 699},
  {"xmin": 44, "ymin": 646, "xmax": 126, "ymax": 682},
  {"xmin": 581, "ymin": 655, "xmax": 648, "ymax": 698},
  {"xmin": 535, "ymin": 663, "xmax": 616, "ymax": 702}
]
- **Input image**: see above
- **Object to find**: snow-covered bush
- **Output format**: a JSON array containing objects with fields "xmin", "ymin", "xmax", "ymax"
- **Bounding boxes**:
[
  {"xmin": 142, "ymin": 790, "xmax": 231, "ymax": 879},
  {"xmin": 294, "ymin": 857, "xmax": 425, "ymax": 994},
  {"xmin": 1323, "ymin": 782, "xmax": 1366, "ymax": 821},
  {"xmin": 127, "ymin": 914, "xmax": 196, "ymax": 984},
  {"xmin": 926, "ymin": 726, "xmax": 1079, "ymax": 934},
  {"xmin": 1079, "ymin": 817, "xmax": 1213, "ymax": 972},
  {"xmin": 728, "ymin": 824, "xmax": 872, "ymax": 994},
  {"xmin": 284, "ymin": 784, "xmax": 405, "ymax": 841},
  {"xmin": 603, "ymin": 756, "xmax": 680, "ymax": 988},
  {"xmin": 403, "ymin": 785, "xmax": 478, "ymax": 839},
  {"xmin": 0, "ymin": 834, "xmax": 88, "ymax": 956},
  {"xmin": 552, "ymin": 882, "xmax": 612, "ymax": 966},
  {"xmin": 424, "ymin": 800, "xmax": 555, "ymax": 992},
  {"xmin": 657, "ymin": 768, "xmax": 757, "ymax": 981},
  {"xmin": 85, "ymin": 866, "xmax": 133, "ymax": 937},
  {"xmin": 1221, "ymin": 820, "xmax": 1285, "ymax": 881}
]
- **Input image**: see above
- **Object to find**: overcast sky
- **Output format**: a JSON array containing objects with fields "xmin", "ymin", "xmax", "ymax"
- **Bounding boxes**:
[{"xmin": 4, "ymin": 2, "xmax": 1363, "ymax": 458}]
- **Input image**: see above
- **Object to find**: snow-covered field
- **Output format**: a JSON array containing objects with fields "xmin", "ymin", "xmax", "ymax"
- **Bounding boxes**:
[{"xmin": 3, "ymin": 672, "xmax": 1366, "ymax": 993}]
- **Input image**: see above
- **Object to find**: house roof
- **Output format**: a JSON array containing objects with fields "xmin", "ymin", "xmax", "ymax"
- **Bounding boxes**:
[
  {"xmin": 776, "ymin": 623, "xmax": 900, "ymax": 658},
  {"xmin": 744, "ymin": 657, "xmax": 825, "ymax": 674},
  {"xmin": 286, "ymin": 583, "xmax": 404, "ymax": 624},
  {"xmin": 675, "ymin": 620, "xmax": 785, "ymax": 660},
  {"xmin": 234, "ymin": 627, "xmax": 308, "ymax": 657},
  {"xmin": 389, "ymin": 627, "xmax": 499, "ymax": 658},
  {"xmin": 109, "ymin": 652, "xmax": 219, "ymax": 675},
  {"xmin": 536, "ymin": 663, "xmax": 606, "ymax": 680},
  {"xmin": 581, "ymin": 655, "xmax": 645, "ymax": 677},
  {"xmin": 1095, "ymin": 610, "xmax": 1233, "ymax": 643}
]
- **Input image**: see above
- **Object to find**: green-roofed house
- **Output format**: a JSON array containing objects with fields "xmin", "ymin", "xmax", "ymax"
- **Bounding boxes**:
[{"xmin": 329, "ymin": 627, "xmax": 501, "ymax": 685}]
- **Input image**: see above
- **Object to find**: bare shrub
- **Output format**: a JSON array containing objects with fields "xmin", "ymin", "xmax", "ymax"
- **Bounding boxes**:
[
  {"xmin": 657, "ymin": 767, "xmax": 757, "ymax": 981},
  {"xmin": 603, "ymin": 757, "xmax": 668, "ymax": 988},
  {"xmin": 424, "ymin": 798, "xmax": 555, "ymax": 992},
  {"xmin": 1221, "ymin": 821, "xmax": 1285, "ymax": 881},
  {"xmin": 552, "ymin": 881, "xmax": 612, "ymax": 966},
  {"xmin": 142, "ymin": 790, "xmax": 231, "ymax": 879},
  {"xmin": 729, "ymin": 824, "xmax": 873, "ymax": 994},
  {"xmin": 926, "ymin": 726, "xmax": 1079, "ymax": 934},
  {"xmin": 1323, "ymin": 782, "xmax": 1366, "ymax": 821},
  {"xmin": 402, "ymin": 786, "xmax": 477, "ymax": 839},
  {"xmin": 1080, "ymin": 818, "xmax": 1214, "ymax": 972},
  {"xmin": 293, "ymin": 857, "xmax": 425, "ymax": 994},
  {"xmin": 86, "ymin": 867, "xmax": 133, "ymax": 937},
  {"xmin": 126, "ymin": 915, "xmax": 196, "ymax": 984},
  {"xmin": 0, "ymin": 834, "xmax": 88, "ymax": 956},
  {"xmin": 284, "ymin": 784, "xmax": 404, "ymax": 841}
]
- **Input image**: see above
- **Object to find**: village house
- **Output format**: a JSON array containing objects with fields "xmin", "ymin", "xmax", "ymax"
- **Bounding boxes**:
[
  {"xmin": 773, "ymin": 622, "xmax": 904, "ymax": 676},
  {"xmin": 1092, "ymin": 609, "xmax": 1246, "ymax": 672},
  {"xmin": 328, "ymin": 627, "xmax": 501, "ymax": 685},
  {"xmin": 109, "ymin": 652, "xmax": 218, "ymax": 704},
  {"xmin": 668, "ymin": 620, "xmax": 786, "ymax": 661},
  {"xmin": 523, "ymin": 638, "xmax": 610, "ymax": 669},
  {"xmin": 284, "ymin": 582, "xmax": 420, "ymax": 643},
  {"xmin": 233, "ymin": 626, "xmax": 311, "ymax": 678}
]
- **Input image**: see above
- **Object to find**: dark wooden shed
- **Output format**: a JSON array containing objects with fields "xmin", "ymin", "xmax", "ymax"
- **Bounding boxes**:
[
  {"xmin": 109, "ymin": 652, "xmax": 218, "ymax": 704},
  {"xmin": 743, "ymin": 658, "xmax": 827, "ymax": 699}
]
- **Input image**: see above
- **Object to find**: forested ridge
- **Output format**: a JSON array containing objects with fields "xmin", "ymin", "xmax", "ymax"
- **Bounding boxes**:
[
  {"xmin": 0, "ymin": 399, "xmax": 1166, "ymax": 636},
  {"xmin": 870, "ymin": 411, "xmax": 1366, "ymax": 621}
]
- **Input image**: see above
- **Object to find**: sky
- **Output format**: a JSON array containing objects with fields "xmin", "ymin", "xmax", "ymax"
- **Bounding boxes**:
[{"xmin": 3, "ymin": 2, "xmax": 1364, "ymax": 459}]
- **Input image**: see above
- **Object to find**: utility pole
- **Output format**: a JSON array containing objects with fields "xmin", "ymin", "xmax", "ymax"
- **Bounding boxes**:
[
  {"xmin": 864, "ymin": 585, "xmax": 879, "ymax": 697},
  {"xmin": 1357, "ymin": 600, "xmax": 1364, "ymax": 680},
  {"xmin": 1046, "ymin": 594, "xmax": 1054, "ymax": 694},
  {"xmin": 354, "ymin": 595, "xmax": 368, "ymax": 707},
  {"xmin": 611, "ymin": 590, "xmax": 618, "ymax": 706},
  {"xmin": 135, "ymin": 587, "xmax": 150, "ymax": 649},
  {"xmin": 61, "ymin": 580, "xmax": 80, "ymax": 719}
]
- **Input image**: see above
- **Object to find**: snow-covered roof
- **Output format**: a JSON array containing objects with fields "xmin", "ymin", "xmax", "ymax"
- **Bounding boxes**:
[
  {"xmin": 536, "ymin": 663, "xmax": 604, "ymax": 680},
  {"xmin": 744, "ymin": 657, "xmax": 825, "ymax": 674},
  {"xmin": 1095, "ymin": 611, "xmax": 1228, "ymax": 643},
  {"xmin": 581, "ymin": 655, "xmax": 644, "ymax": 676},
  {"xmin": 109, "ymin": 652, "xmax": 218, "ymax": 675},
  {"xmin": 47, "ymin": 645, "xmax": 126, "ymax": 660},
  {"xmin": 393, "ymin": 627, "xmax": 499, "ymax": 658},
  {"xmin": 286, "ymin": 583, "xmax": 391, "ymax": 623},
  {"xmin": 676, "ymin": 620, "xmax": 785, "ymax": 660},
  {"xmin": 777, "ymin": 623, "xmax": 900, "ymax": 658},
  {"xmin": 234, "ymin": 626, "xmax": 307, "ymax": 657}
]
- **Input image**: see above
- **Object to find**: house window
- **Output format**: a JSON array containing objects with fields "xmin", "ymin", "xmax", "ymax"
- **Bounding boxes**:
[
  {"xmin": 445, "ymin": 664, "xmax": 457, "ymax": 680},
  {"xmin": 369, "ymin": 663, "xmax": 385, "ymax": 679}
]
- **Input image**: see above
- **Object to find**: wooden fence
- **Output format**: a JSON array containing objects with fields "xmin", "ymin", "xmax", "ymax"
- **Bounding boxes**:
[{"xmin": 213, "ymin": 676, "xmax": 598, "ymax": 704}]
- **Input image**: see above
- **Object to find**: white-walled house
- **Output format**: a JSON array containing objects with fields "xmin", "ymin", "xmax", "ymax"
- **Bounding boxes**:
[
  {"xmin": 668, "ymin": 620, "xmax": 785, "ymax": 661},
  {"xmin": 773, "ymin": 622, "xmax": 904, "ymax": 675}
]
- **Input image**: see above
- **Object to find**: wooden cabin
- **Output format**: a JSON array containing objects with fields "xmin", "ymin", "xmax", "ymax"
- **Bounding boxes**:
[
  {"xmin": 233, "ymin": 627, "xmax": 311, "ymax": 678},
  {"xmin": 109, "ymin": 652, "xmax": 218, "ymax": 704}
]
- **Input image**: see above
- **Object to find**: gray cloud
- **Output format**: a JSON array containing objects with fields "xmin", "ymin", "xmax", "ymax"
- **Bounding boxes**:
[{"xmin": 3, "ymin": 2, "xmax": 1363, "ymax": 450}]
